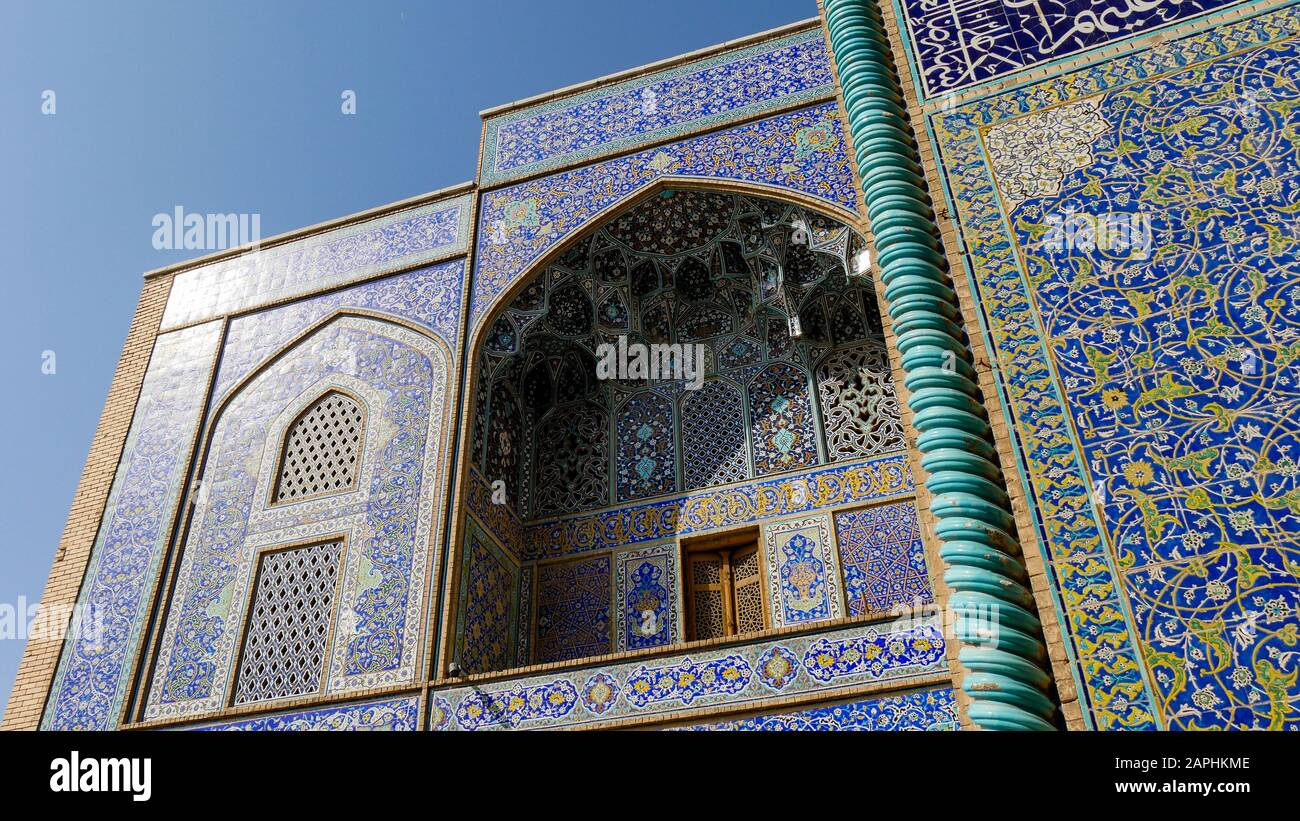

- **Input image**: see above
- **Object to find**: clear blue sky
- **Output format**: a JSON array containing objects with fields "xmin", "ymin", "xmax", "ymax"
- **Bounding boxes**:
[{"xmin": 0, "ymin": 0, "xmax": 814, "ymax": 717}]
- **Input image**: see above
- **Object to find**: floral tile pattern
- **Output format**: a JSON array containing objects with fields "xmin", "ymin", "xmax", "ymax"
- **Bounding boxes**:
[
  {"xmin": 191, "ymin": 695, "xmax": 420, "ymax": 731},
  {"xmin": 432, "ymin": 617, "xmax": 947, "ymax": 730},
  {"xmin": 211, "ymin": 260, "xmax": 465, "ymax": 404},
  {"xmin": 42, "ymin": 322, "xmax": 223, "ymax": 730},
  {"xmin": 465, "ymin": 467, "xmax": 524, "ymax": 560},
  {"xmin": 472, "ymin": 103, "xmax": 857, "ymax": 330},
  {"xmin": 456, "ymin": 520, "xmax": 519, "ymax": 675},
  {"xmin": 525, "ymin": 451, "xmax": 913, "ymax": 560},
  {"xmin": 614, "ymin": 543, "xmax": 680, "ymax": 652},
  {"xmin": 144, "ymin": 317, "xmax": 450, "ymax": 721},
  {"xmin": 930, "ymin": 3, "xmax": 1300, "ymax": 729},
  {"xmin": 764, "ymin": 514, "xmax": 843, "ymax": 626}
]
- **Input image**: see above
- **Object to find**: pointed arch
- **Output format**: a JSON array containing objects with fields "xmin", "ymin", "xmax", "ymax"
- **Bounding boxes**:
[
  {"xmin": 145, "ymin": 314, "xmax": 451, "ymax": 721},
  {"xmin": 270, "ymin": 389, "xmax": 366, "ymax": 505}
]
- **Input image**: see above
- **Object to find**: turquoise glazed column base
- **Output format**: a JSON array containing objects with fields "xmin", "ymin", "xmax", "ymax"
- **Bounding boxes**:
[{"xmin": 822, "ymin": 0, "xmax": 1057, "ymax": 731}]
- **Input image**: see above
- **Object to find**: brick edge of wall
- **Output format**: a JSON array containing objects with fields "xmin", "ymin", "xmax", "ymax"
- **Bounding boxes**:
[{"xmin": 1, "ymin": 275, "xmax": 173, "ymax": 731}]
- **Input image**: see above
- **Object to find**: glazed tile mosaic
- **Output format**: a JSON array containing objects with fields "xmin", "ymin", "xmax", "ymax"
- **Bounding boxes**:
[
  {"xmin": 456, "ymin": 520, "xmax": 519, "ymax": 675},
  {"xmin": 671, "ymin": 687, "xmax": 959, "ymax": 730},
  {"xmin": 466, "ymin": 468, "xmax": 524, "ymax": 560},
  {"xmin": 471, "ymin": 102, "xmax": 858, "ymax": 329},
  {"xmin": 211, "ymin": 260, "xmax": 465, "ymax": 405},
  {"xmin": 42, "ymin": 322, "xmax": 223, "ymax": 730},
  {"xmin": 161, "ymin": 194, "xmax": 472, "ymax": 330},
  {"xmin": 525, "ymin": 451, "xmax": 913, "ymax": 560},
  {"xmin": 479, "ymin": 26, "xmax": 834, "ymax": 185},
  {"xmin": 892, "ymin": 0, "xmax": 1243, "ymax": 99},
  {"xmin": 764, "ymin": 514, "xmax": 844, "ymax": 626},
  {"xmin": 614, "ymin": 543, "xmax": 681, "ymax": 651},
  {"xmin": 929, "ymin": 2, "xmax": 1300, "ymax": 729},
  {"xmin": 834, "ymin": 502, "xmax": 933, "ymax": 616},
  {"xmin": 515, "ymin": 564, "xmax": 534, "ymax": 667},
  {"xmin": 191, "ymin": 695, "xmax": 420, "ymax": 731},
  {"xmin": 145, "ymin": 316, "xmax": 451, "ymax": 721},
  {"xmin": 429, "ymin": 617, "xmax": 947, "ymax": 730},
  {"xmin": 534, "ymin": 554, "xmax": 613, "ymax": 663},
  {"xmin": 470, "ymin": 189, "xmax": 893, "ymax": 526}
]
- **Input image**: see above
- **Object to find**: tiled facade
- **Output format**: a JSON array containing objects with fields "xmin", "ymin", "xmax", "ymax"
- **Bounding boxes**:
[
  {"xmin": 8, "ymin": 0, "xmax": 1298, "ymax": 733},
  {"xmin": 890, "ymin": 0, "xmax": 1300, "ymax": 728}
]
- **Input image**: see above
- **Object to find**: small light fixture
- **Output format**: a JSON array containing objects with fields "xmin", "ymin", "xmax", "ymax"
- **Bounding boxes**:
[{"xmin": 448, "ymin": 661, "xmax": 466, "ymax": 679}]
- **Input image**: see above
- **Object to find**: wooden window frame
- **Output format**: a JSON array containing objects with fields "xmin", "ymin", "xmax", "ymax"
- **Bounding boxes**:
[{"xmin": 682, "ymin": 526, "xmax": 768, "ymax": 641}]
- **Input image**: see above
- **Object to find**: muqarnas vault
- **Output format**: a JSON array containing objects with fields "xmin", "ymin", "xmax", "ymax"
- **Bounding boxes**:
[{"xmin": 7, "ymin": 0, "xmax": 1300, "ymax": 732}]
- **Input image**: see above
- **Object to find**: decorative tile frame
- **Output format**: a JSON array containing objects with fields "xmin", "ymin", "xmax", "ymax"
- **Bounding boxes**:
[
  {"xmin": 41, "ymin": 322, "xmax": 223, "ymax": 730},
  {"xmin": 145, "ymin": 316, "xmax": 452, "ymax": 721},
  {"xmin": 763, "ymin": 514, "xmax": 844, "ymax": 627},
  {"xmin": 890, "ymin": 0, "xmax": 1248, "ymax": 100},
  {"xmin": 470, "ymin": 102, "xmax": 859, "ymax": 330},
  {"xmin": 613, "ymin": 543, "xmax": 681, "ymax": 651},
  {"xmin": 160, "ymin": 194, "xmax": 472, "ymax": 330},
  {"xmin": 189, "ymin": 694, "xmax": 420, "ymax": 731},
  {"xmin": 670, "ymin": 686, "xmax": 959, "ymax": 730},
  {"xmin": 926, "ymin": 2, "xmax": 1300, "ymax": 729},
  {"xmin": 479, "ymin": 25, "xmax": 834, "ymax": 186},
  {"xmin": 430, "ymin": 616, "xmax": 947, "ymax": 730}
]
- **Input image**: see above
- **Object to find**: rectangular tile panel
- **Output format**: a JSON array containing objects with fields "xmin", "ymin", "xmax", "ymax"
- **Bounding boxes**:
[
  {"xmin": 480, "ymin": 26, "xmax": 834, "ymax": 186},
  {"xmin": 161, "ymin": 194, "xmax": 471, "ymax": 330}
]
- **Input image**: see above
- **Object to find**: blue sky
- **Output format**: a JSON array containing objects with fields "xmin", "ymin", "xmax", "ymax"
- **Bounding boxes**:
[{"xmin": 0, "ymin": 0, "xmax": 814, "ymax": 716}]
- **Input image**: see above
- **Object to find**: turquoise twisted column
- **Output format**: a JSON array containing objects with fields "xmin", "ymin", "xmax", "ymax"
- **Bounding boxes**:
[{"xmin": 822, "ymin": 0, "xmax": 1057, "ymax": 731}]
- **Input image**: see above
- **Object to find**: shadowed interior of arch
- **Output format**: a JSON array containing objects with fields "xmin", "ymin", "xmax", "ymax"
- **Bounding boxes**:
[{"xmin": 455, "ymin": 188, "xmax": 911, "ymax": 671}]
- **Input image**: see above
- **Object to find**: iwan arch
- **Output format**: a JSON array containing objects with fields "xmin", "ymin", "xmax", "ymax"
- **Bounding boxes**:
[{"xmin": 9, "ymin": 0, "xmax": 1300, "ymax": 732}]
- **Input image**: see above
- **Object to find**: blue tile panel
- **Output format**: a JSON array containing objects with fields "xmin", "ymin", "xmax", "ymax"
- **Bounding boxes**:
[
  {"xmin": 145, "ymin": 316, "xmax": 451, "ymax": 721},
  {"xmin": 534, "ymin": 554, "xmax": 612, "ymax": 664},
  {"xmin": 930, "ymin": 3, "xmax": 1300, "ymax": 729},
  {"xmin": 614, "ymin": 543, "xmax": 680, "ymax": 652},
  {"xmin": 41, "ymin": 322, "xmax": 223, "ymax": 730},
  {"xmin": 190, "ymin": 695, "xmax": 420, "ymax": 731},
  {"xmin": 456, "ymin": 520, "xmax": 519, "ymax": 675},
  {"xmin": 834, "ymin": 502, "xmax": 933, "ymax": 616},
  {"xmin": 894, "ymin": 0, "xmax": 1243, "ymax": 99},
  {"xmin": 472, "ymin": 102, "xmax": 858, "ymax": 330},
  {"xmin": 212, "ymin": 260, "xmax": 465, "ymax": 405},
  {"xmin": 480, "ymin": 27, "xmax": 835, "ymax": 185},
  {"xmin": 765, "ymin": 515, "xmax": 844, "ymax": 627},
  {"xmin": 672, "ymin": 687, "xmax": 960, "ymax": 730},
  {"xmin": 525, "ymin": 451, "xmax": 913, "ymax": 560},
  {"xmin": 465, "ymin": 467, "xmax": 524, "ymax": 560},
  {"xmin": 160, "ymin": 194, "xmax": 471, "ymax": 330},
  {"xmin": 429, "ymin": 617, "xmax": 947, "ymax": 730}
]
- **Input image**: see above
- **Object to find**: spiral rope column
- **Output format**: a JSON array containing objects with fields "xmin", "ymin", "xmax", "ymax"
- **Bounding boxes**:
[{"xmin": 822, "ymin": 0, "xmax": 1057, "ymax": 730}]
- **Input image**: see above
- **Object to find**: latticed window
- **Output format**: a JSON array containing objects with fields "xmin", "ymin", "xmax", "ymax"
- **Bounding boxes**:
[
  {"xmin": 273, "ymin": 391, "xmax": 364, "ymax": 503},
  {"xmin": 233, "ymin": 540, "xmax": 343, "ymax": 705},
  {"xmin": 684, "ymin": 529, "xmax": 766, "ymax": 641}
]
